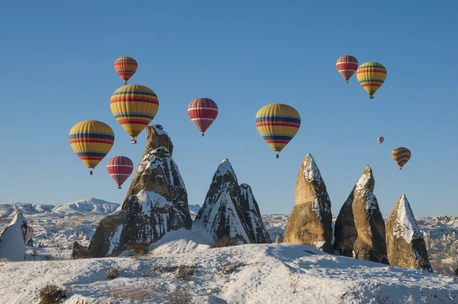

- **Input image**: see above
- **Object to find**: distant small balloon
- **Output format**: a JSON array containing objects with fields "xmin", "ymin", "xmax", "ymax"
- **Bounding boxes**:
[
  {"xmin": 114, "ymin": 56, "xmax": 138, "ymax": 84},
  {"xmin": 378, "ymin": 136, "xmax": 384, "ymax": 144}
]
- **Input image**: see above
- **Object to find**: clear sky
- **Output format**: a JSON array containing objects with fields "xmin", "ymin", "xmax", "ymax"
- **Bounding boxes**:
[{"xmin": 1, "ymin": 1, "xmax": 457, "ymax": 217}]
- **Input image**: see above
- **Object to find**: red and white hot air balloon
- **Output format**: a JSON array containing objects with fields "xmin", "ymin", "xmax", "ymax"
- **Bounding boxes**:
[
  {"xmin": 377, "ymin": 136, "xmax": 385, "ymax": 144},
  {"xmin": 187, "ymin": 98, "xmax": 218, "ymax": 136},
  {"xmin": 106, "ymin": 156, "xmax": 134, "ymax": 189},
  {"xmin": 336, "ymin": 55, "xmax": 358, "ymax": 83}
]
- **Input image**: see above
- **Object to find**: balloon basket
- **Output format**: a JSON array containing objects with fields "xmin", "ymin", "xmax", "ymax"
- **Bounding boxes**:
[
  {"xmin": 131, "ymin": 139, "xmax": 137, "ymax": 144},
  {"xmin": 276, "ymin": 154, "xmax": 279, "ymax": 159},
  {"xmin": 90, "ymin": 170, "xmax": 93, "ymax": 175},
  {"xmin": 118, "ymin": 186, "xmax": 122, "ymax": 189},
  {"xmin": 201, "ymin": 133, "xmax": 205, "ymax": 137},
  {"xmin": 370, "ymin": 95, "xmax": 374, "ymax": 99}
]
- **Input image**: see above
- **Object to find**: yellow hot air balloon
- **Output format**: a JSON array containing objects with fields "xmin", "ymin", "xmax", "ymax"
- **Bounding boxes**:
[
  {"xmin": 255, "ymin": 104, "xmax": 301, "ymax": 158},
  {"xmin": 392, "ymin": 147, "xmax": 411, "ymax": 170},
  {"xmin": 110, "ymin": 84, "xmax": 159, "ymax": 144},
  {"xmin": 356, "ymin": 62, "xmax": 387, "ymax": 99},
  {"xmin": 69, "ymin": 120, "xmax": 114, "ymax": 175}
]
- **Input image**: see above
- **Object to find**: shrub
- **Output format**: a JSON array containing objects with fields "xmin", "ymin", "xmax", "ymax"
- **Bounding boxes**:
[
  {"xmin": 175, "ymin": 265, "xmax": 195, "ymax": 280},
  {"xmin": 210, "ymin": 235, "xmax": 238, "ymax": 248},
  {"xmin": 106, "ymin": 267, "xmax": 119, "ymax": 279},
  {"xmin": 39, "ymin": 284, "xmax": 66, "ymax": 304},
  {"xmin": 127, "ymin": 241, "xmax": 150, "ymax": 257}
]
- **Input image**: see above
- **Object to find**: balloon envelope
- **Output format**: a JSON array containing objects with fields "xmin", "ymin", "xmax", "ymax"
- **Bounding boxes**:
[
  {"xmin": 392, "ymin": 147, "xmax": 411, "ymax": 169},
  {"xmin": 69, "ymin": 120, "xmax": 114, "ymax": 173},
  {"xmin": 255, "ymin": 103, "xmax": 301, "ymax": 157},
  {"xmin": 187, "ymin": 98, "xmax": 218, "ymax": 136},
  {"xmin": 110, "ymin": 84, "xmax": 159, "ymax": 143},
  {"xmin": 114, "ymin": 56, "xmax": 138, "ymax": 84},
  {"xmin": 378, "ymin": 136, "xmax": 384, "ymax": 144},
  {"xmin": 107, "ymin": 156, "xmax": 134, "ymax": 189},
  {"xmin": 336, "ymin": 55, "xmax": 358, "ymax": 83},
  {"xmin": 356, "ymin": 62, "xmax": 387, "ymax": 99}
]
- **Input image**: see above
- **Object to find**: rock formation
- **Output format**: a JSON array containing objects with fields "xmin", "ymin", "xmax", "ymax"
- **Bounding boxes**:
[
  {"xmin": 0, "ymin": 210, "xmax": 28, "ymax": 261},
  {"xmin": 81, "ymin": 124, "xmax": 193, "ymax": 257},
  {"xmin": 194, "ymin": 158, "xmax": 271, "ymax": 244},
  {"xmin": 334, "ymin": 165, "xmax": 388, "ymax": 263},
  {"xmin": 386, "ymin": 194, "xmax": 432, "ymax": 271},
  {"xmin": 283, "ymin": 154, "xmax": 333, "ymax": 253}
]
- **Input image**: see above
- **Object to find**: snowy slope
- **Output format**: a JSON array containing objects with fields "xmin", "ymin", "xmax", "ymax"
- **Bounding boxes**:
[{"xmin": 0, "ymin": 242, "xmax": 457, "ymax": 304}]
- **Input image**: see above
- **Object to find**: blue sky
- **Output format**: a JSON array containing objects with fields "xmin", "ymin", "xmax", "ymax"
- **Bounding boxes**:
[{"xmin": 1, "ymin": 1, "xmax": 457, "ymax": 217}]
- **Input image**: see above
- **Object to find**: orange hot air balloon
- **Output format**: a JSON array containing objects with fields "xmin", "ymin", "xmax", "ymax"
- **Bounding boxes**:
[
  {"xmin": 187, "ymin": 98, "xmax": 218, "ymax": 136},
  {"xmin": 377, "ymin": 136, "xmax": 384, "ymax": 144},
  {"xmin": 114, "ymin": 56, "xmax": 138, "ymax": 84},
  {"xmin": 336, "ymin": 55, "xmax": 358, "ymax": 83},
  {"xmin": 392, "ymin": 147, "xmax": 411, "ymax": 170}
]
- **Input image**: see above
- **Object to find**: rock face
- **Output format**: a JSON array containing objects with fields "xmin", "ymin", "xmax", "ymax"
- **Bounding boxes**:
[
  {"xmin": 194, "ymin": 158, "xmax": 271, "ymax": 244},
  {"xmin": 85, "ymin": 124, "xmax": 193, "ymax": 257},
  {"xmin": 283, "ymin": 154, "xmax": 333, "ymax": 253},
  {"xmin": 334, "ymin": 165, "xmax": 388, "ymax": 263},
  {"xmin": 0, "ymin": 211, "xmax": 27, "ymax": 261},
  {"xmin": 386, "ymin": 194, "xmax": 432, "ymax": 271}
]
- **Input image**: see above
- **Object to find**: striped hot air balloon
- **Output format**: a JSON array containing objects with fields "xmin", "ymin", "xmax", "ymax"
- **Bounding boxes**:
[
  {"xmin": 114, "ymin": 56, "xmax": 138, "ymax": 84},
  {"xmin": 255, "ymin": 104, "xmax": 301, "ymax": 158},
  {"xmin": 110, "ymin": 84, "xmax": 159, "ymax": 144},
  {"xmin": 69, "ymin": 120, "xmax": 115, "ymax": 175},
  {"xmin": 392, "ymin": 147, "xmax": 411, "ymax": 170},
  {"xmin": 107, "ymin": 156, "xmax": 134, "ymax": 189},
  {"xmin": 356, "ymin": 62, "xmax": 387, "ymax": 99},
  {"xmin": 336, "ymin": 55, "xmax": 358, "ymax": 83},
  {"xmin": 187, "ymin": 98, "xmax": 218, "ymax": 136}
]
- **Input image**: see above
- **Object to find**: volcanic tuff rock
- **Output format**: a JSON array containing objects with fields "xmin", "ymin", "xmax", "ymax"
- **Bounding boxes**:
[
  {"xmin": 386, "ymin": 194, "xmax": 432, "ymax": 271},
  {"xmin": 283, "ymin": 154, "xmax": 333, "ymax": 253},
  {"xmin": 334, "ymin": 165, "xmax": 388, "ymax": 264},
  {"xmin": 0, "ymin": 211, "xmax": 27, "ymax": 261},
  {"xmin": 194, "ymin": 158, "xmax": 271, "ymax": 244},
  {"xmin": 84, "ymin": 124, "xmax": 193, "ymax": 257}
]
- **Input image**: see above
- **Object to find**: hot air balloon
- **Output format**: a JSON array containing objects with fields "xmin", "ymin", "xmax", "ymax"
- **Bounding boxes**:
[
  {"xmin": 114, "ymin": 56, "xmax": 138, "ymax": 84},
  {"xmin": 378, "ymin": 136, "xmax": 384, "ymax": 144},
  {"xmin": 255, "ymin": 103, "xmax": 301, "ymax": 158},
  {"xmin": 356, "ymin": 62, "xmax": 387, "ymax": 99},
  {"xmin": 106, "ymin": 156, "xmax": 134, "ymax": 189},
  {"xmin": 392, "ymin": 147, "xmax": 411, "ymax": 170},
  {"xmin": 69, "ymin": 120, "xmax": 114, "ymax": 175},
  {"xmin": 187, "ymin": 98, "xmax": 218, "ymax": 136},
  {"xmin": 336, "ymin": 55, "xmax": 358, "ymax": 83},
  {"xmin": 110, "ymin": 84, "xmax": 159, "ymax": 144}
]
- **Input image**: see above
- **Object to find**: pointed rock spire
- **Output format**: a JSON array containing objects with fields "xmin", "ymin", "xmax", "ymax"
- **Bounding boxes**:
[
  {"xmin": 386, "ymin": 194, "xmax": 432, "ymax": 271},
  {"xmin": 194, "ymin": 158, "xmax": 271, "ymax": 244},
  {"xmin": 283, "ymin": 154, "xmax": 333, "ymax": 253},
  {"xmin": 85, "ymin": 124, "xmax": 193, "ymax": 257},
  {"xmin": 334, "ymin": 165, "xmax": 388, "ymax": 263},
  {"xmin": 0, "ymin": 210, "xmax": 28, "ymax": 261}
]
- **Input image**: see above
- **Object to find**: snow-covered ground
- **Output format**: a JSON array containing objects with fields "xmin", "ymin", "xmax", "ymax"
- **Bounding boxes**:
[{"xmin": 1, "ymin": 198, "xmax": 457, "ymax": 303}]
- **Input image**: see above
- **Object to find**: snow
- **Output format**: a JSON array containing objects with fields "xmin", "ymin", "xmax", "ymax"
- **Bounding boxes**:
[
  {"xmin": 303, "ymin": 154, "xmax": 321, "ymax": 184},
  {"xmin": 355, "ymin": 170, "xmax": 370, "ymax": 190},
  {"xmin": 214, "ymin": 158, "xmax": 234, "ymax": 178},
  {"xmin": 107, "ymin": 224, "xmax": 124, "ymax": 256},
  {"xmin": 1, "ymin": 243, "xmax": 457, "ymax": 303},
  {"xmin": 151, "ymin": 123, "xmax": 168, "ymax": 135},
  {"xmin": 394, "ymin": 194, "xmax": 423, "ymax": 243},
  {"xmin": 0, "ymin": 212, "xmax": 26, "ymax": 261},
  {"xmin": 1, "ymin": 199, "xmax": 458, "ymax": 303},
  {"xmin": 136, "ymin": 190, "xmax": 171, "ymax": 211}
]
